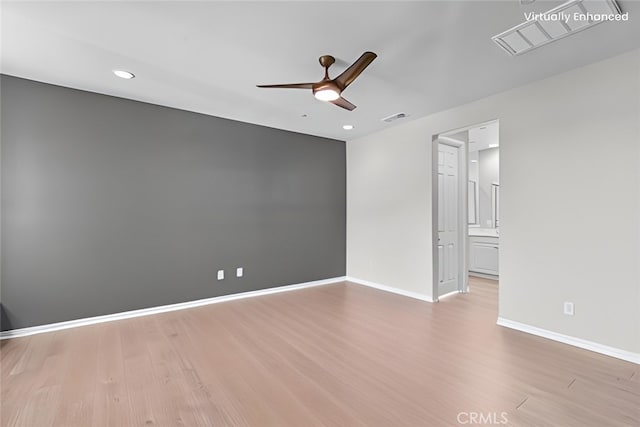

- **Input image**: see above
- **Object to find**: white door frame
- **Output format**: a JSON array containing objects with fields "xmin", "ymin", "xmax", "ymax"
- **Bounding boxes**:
[{"xmin": 431, "ymin": 135, "xmax": 468, "ymax": 301}]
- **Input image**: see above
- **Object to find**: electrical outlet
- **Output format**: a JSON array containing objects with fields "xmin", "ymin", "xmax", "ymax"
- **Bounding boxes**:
[
  {"xmin": 236, "ymin": 267, "xmax": 243, "ymax": 278},
  {"xmin": 217, "ymin": 270, "xmax": 224, "ymax": 281},
  {"xmin": 563, "ymin": 302, "xmax": 574, "ymax": 316}
]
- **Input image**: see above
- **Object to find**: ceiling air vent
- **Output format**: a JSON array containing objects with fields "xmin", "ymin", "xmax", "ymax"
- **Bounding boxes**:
[
  {"xmin": 381, "ymin": 112, "xmax": 409, "ymax": 123},
  {"xmin": 492, "ymin": 0, "xmax": 623, "ymax": 56}
]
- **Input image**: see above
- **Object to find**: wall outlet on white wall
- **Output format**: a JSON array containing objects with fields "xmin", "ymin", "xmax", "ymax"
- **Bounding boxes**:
[
  {"xmin": 563, "ymin": 302, "xmax": 574, "ymax": 316},
  {"xmin": 236, "ymin": 267, "xmax": 243, "ymax": 278},
  {"xmin": 217, "ymin": 270, "xmax": 224, "ymax": 281}
]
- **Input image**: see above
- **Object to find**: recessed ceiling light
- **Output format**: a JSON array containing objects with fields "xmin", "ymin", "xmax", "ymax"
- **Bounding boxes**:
[
  {"xmin": 113, "ymin": 70, "xmax": 135, "ymax": 79},
  {"xmin": 471, "ymin": 159, "xmax": 478, "ymax": 163},
  {"xmin": 489, "ymin": 144, "xmax": 499, "ymax": 148},
  {"xmin": 343, "ymin": 125, "xmax": 354, "ymax": 130}
]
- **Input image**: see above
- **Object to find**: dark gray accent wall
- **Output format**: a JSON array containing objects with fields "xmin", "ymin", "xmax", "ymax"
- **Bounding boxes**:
[{"xmin": 1, "ymin": 75, "xmax": 346, "ymax": 331}]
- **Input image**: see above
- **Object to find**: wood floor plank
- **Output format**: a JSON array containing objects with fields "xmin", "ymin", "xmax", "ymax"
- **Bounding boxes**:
[
  {"xmin": 1, "ymin": 277, "xmax": 638, "ymax": 426},
  {"xmin": 91, "ymin": 323, "xmax": 132, "ymax": 427}
]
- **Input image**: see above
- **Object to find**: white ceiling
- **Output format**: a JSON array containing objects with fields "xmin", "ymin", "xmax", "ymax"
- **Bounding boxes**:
[{"xmin": 2, "ymin": 1, "xmax": 640, "ymax": 141}]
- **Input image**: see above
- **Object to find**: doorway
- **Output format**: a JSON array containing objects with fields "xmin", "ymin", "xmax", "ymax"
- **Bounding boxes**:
[
  {"xmin": 467, "ymin": 121, "xmax": 500, "ymax": 280},
  {"xmin": 432, "ymin": 120, "xmax": 499, "ymax": 301}
]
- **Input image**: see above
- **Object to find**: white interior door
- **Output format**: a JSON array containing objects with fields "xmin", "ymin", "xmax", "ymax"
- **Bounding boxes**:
[{"xmin": 437, "ymin": 142, "xmax": 460, "ymax": 296}]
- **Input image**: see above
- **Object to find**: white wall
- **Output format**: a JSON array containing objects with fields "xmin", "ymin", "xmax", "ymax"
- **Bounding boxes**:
[
  {"xmin": 347, "ymin": 49, "xmax": 639, "ymax": 354},
  {"xmin": 347, "ymin": 119, "xmax": 433, "ymax": 296}
]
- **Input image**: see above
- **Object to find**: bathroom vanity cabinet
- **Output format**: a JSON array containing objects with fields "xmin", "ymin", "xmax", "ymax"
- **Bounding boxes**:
[{"xmin": 468, "ymin": 232, "xmax": 499, "ymax": 277}]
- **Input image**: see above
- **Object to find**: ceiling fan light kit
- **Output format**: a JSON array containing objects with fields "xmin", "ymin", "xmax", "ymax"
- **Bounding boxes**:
[
  {"xmin": 314, "ymin": 87, "xmax": 340, "ymax": 101},
  {"xmin": 257, "ymin": 51, "xmax": 377, "ymax": 111}
]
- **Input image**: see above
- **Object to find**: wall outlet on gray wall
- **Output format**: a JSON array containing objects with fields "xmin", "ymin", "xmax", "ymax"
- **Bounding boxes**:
[{"xmin": 217, "ymin": 270, "xmax": 224, "ymax": 280}]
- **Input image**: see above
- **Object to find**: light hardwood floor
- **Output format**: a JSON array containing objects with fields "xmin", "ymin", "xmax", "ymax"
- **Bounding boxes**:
[{"xmin": 1, "ymin": 277, "xmax": 638, "ymax": 426}]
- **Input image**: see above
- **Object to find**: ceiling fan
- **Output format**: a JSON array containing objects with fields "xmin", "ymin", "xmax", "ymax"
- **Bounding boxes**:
[{"xmin": 257, "ymin": 51, "xmax": 377, "ymax": 111}]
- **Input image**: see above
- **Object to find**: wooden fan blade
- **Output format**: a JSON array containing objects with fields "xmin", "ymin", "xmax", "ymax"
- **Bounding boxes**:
[
  {"xmin": 330, "ymin": 96, "xmax": 356, "ymax": 111},
  {"xmin": 256, "ymin": 83, "xmax": 315, "ymax": 89},
  {"xmin": 334, "ymin": 52, "xmax": 377, "ymax": 90}
]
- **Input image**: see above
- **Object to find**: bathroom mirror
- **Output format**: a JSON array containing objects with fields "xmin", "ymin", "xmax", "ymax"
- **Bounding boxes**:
[
  {"xmin": 468, "ymin": 123, "xmax": 499, "ymax": 228},
  {"xmin": 492, "ymin": 183, "xmax": 500, "ymax": 228},
  {"xmin": 468, "ymin": 181, "xmax": 478, "ymax": 225}
]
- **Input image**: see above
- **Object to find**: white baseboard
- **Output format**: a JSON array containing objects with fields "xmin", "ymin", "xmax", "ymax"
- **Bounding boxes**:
[
  {"xmin": 468, "ymin": 271, "xmax": 499, "ymax": 280},
  {"xmin": 497, "ymin": 317, "xmax": 640, "ymax": 365},
  {"xmin": 0, "ymin": 276, "xmax": 347, "ymax": 340},
  {"xmin": 345, "ymin": 276, "xmax": 434, "ymax": 303}
]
